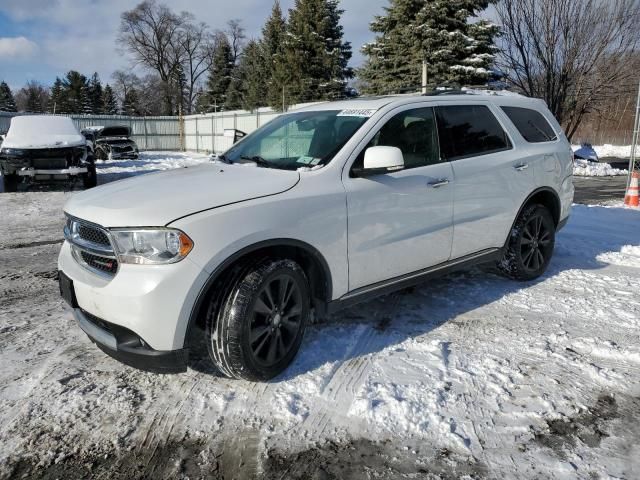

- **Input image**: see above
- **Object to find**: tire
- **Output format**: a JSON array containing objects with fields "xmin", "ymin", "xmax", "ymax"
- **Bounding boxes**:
[
  {"xmin": 1, "ymin": 173, "xmax": 19, "ymax": 193},
  {"xmin": 498, "ymin": 204, "xmax": 555, "ymax": 281},
  {"xmin": 83, "ymin": 161, "xmax": 97, "ymax": 189},
  {"xmin": 206, "ymin": 258, "xmax": 310, "ymax": 381}
]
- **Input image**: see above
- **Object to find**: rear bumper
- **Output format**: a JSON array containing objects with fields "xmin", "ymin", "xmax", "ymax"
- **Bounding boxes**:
[{"xmin": 73, "ymin": 307, "xmax": 188, "ymax": 373}]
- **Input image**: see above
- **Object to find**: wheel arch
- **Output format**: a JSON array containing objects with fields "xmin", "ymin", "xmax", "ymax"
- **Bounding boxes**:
[
  {"xmin": 505, "ymin": 187, "xmax": 561, "ymax": 248},
  {"xmin": 184, "ymin": 238, "xmax": 333, "ymax": 349}
]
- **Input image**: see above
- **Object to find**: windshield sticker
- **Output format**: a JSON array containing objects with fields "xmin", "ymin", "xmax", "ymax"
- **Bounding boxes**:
[{"xmin": 337, "ymin": 109, "xmax": 377, "ymax": 118}]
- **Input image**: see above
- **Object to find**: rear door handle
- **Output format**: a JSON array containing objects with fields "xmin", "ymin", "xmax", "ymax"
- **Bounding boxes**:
[
  {"xmin": 427, "ymin": 178, "xmax": 450, "ymax": 188},
  {"xmin": 514, "ymin": 163, "xmax": 529, "ymax": 171}
]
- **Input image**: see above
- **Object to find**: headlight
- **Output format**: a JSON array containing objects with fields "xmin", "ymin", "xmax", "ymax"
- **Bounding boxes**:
[{"xmin": 110, "ymin": 228, "xmax": 194, "ymax": 265}]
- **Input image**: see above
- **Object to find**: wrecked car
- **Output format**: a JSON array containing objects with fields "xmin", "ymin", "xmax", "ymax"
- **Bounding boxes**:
[
  {"xmin": 94, "ymin": 126, "xmax": 139, "ymax": 161},
  {"xmin": 0, "ymin": 115, "xmax": 96, "ymax": 192}
]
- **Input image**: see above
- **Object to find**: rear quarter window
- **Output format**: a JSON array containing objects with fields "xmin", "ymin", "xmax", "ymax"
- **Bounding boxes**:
[
  {"xmin": 501, "ymin": 106, "xmax": 558, "ymax": 143},
  {"xmin": 435, "ymin": 105, "xmax": 511, "ymax": 161}
]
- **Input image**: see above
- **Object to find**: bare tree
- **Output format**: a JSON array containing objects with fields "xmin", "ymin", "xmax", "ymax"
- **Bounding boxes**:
[
  {"xmin": 15, "ymin": 81, "xmax": 50, "ymax": 113},
  {"xmin": 178, "ymin": 13, "xmax": 214, "ymax": 114},
  {"xmin": 112, "ymin": 70, "xmax": 141, "ymax": 108},
  {"xmin": 226, "ymin": 19, "xmax": 246, "ymax": 65},
  {"xmin": 496, "ymin": 0, "xmax": 640, "ymax": 140},
  {"xmin": 118, "ymin": 0, "xmax": 184, "ymax": 114}
]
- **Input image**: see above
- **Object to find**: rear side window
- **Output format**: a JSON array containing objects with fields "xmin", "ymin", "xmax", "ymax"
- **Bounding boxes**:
[
  {"xmin": 501, "ymin": 106, "xmax": 557, "ymax": 143},
  {"xmin": 435, "ymin": 105, "xmax": 511, "ymax": 161}
]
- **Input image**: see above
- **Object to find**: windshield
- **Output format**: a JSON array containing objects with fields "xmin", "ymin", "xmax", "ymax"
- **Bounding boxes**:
[{"xmin": 222, "ymin": 110, "xmax": 370, "ymax": 170}]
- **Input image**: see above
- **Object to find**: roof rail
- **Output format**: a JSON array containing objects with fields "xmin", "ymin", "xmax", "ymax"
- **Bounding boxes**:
[{"xmin": 422, "ymin": 86, "xmax": 525, "ymax": 98}]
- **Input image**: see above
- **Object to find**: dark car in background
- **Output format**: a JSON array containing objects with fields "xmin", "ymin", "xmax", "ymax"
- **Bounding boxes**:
[
  {"xmin": 94, "ymin": 126, "xmax": 139, "ymax": 160},
  {"xmin": 0, "ymin": 115, "xmax": 96, "ymax": 192}
]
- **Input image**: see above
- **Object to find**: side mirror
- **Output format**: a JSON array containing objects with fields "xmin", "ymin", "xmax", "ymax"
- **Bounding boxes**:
[{"xmin": 358, "ymin": 146, "xmax": 404, "ymax": 176}]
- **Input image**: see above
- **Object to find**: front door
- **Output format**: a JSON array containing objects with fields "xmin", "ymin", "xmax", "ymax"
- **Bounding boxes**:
[{"xmin": 343, "ymin": 106, "xmax": 454, "ymax": 291}]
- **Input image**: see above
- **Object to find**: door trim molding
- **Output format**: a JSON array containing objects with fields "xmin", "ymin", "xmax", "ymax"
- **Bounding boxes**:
[{"xmin": 327, "ymin": 247, "xmax": 502, "ymax": 313}]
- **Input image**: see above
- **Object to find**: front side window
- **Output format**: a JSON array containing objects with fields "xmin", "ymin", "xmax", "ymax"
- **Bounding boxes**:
[
  {"xmin": 501, "ymin": 106, "xmax": 558, "ymax": 143},
  {"xmin": 352, "ymin": 107, "xmax": 440, "ymax": 172},
  {"xmin": 224, "ymin": 110, "xmax": 369, "ymax": 170},
  {"xmin": 436, "ymin": 105, "xmax": 511, "ymax": 161}
]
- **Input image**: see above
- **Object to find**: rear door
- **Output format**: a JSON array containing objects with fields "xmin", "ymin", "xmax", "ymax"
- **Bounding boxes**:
[
  {"xmin": 435, "ymin": 102, "xmax": 534, "ymax": 258},
  {"xmin": 343, "ymin": 105, "xmax": 454, "ymax": 290}
]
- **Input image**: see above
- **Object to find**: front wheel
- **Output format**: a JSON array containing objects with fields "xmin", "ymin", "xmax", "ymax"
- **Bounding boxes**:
[
  {"xmin": 83, "ymin": 162, "xmax": 97, "ymax": 189},
  {"xmin": 206, "ymin": 258, "xmax": 310, "ymax": 381},
  {"xmin": 1, "ymin": 173, "xmax": 19, "ymax": 192},
  {"xmin": 499, "ymin": 204, "xmax": 555, "ymax": 281}
]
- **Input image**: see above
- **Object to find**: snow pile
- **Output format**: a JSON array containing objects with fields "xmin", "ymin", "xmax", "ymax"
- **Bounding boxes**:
[
  {"xmin": 592, "ymin": 144, "xmax": 636, "ymax": 159},
  {"xmin": 96, "ymin": 151, "xmax": 210, "ymax": 175},
  {"xmin": 573, "ymin": 159, "xmax": 628, "ymax": 176}
]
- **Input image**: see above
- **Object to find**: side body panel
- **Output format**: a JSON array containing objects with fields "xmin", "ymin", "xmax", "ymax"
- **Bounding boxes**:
[{"xmin": 438, "ymin": 101, "xmax": 535, "ymax": 258}]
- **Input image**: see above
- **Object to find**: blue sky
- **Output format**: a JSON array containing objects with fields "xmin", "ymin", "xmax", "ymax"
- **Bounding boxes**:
[{"xmin": 0, "ymin": 0, "xmax": 390, "ymax": 91}]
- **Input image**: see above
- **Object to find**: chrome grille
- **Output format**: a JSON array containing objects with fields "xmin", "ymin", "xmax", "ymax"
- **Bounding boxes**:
[
  {"xmin": 78, "ymin": 224, "xmax": 110, "ymax": 247},
  {"xmin": 65, "ymin": 216, "xmax": 118, "ymax": 277}
]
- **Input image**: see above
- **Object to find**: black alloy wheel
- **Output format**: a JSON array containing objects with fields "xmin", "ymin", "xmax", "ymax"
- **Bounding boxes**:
[
  {"xmin": 250, "ymin": 273, "xmax": 304, "ymax": 367},
  {"xmin": 520, "ymin": 212, "xmax": 553, "ymax": 273},
  {"xmin": 499, "ymin": 204, "xmax": 555, "ymax": 281},
  {"xmin": 207, "ymin": 258, "xmax": 310, "ymax": 381}
]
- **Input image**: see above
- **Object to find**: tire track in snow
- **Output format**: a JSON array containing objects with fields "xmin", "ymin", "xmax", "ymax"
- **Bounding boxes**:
[{"xmin": 300, "ymin": 293, "xmax": 404, "ymax": 439}]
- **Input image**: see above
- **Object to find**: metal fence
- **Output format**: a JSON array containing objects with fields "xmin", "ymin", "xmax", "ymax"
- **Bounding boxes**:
[{"xmin": 0, "ymin": 104, "xmax": 317, "ymax": 153}]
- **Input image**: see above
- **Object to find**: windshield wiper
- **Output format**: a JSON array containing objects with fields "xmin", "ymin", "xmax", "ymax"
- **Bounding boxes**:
[
  {"xmin": 240, "ymin": 155, "xmax": 272, "ymax": 168},
  {"xmin": 215, "ymin": 154, "xmax": 232, "ymax": 164}
]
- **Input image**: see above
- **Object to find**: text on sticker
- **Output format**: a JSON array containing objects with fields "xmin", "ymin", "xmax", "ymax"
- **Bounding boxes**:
[{"xmin": 337, "ymin": 109, "xmax": 377, "ymax": 118}]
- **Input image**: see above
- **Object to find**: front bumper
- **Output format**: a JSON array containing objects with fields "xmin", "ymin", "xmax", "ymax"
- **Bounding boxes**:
[
  {"xmin": 58, "ymin": 240, "xmax": 209, "ymax": 353},
  {"xmin": 72, "ymin": 307, "xmax": 187, "ymax": 373},
  {"xmin": 110, "ymin": 151, "xmax": 138, "ymax": 160},
  {"xmin": 18, "ymin": 167, "xmax": 87, "ymax": 177}
]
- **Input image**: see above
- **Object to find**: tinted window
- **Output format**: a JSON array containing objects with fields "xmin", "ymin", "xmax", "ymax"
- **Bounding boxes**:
[
  {"xmin": 352, "ymin": 107, "xmax": 440, "ymax": 172},
  {"xmin": 501, "ymin": 106, "xmax": 557, "ymax": 143},
  {"xmin": 435, "ymin": 105, "xmax": 511, "ymax": 160}
]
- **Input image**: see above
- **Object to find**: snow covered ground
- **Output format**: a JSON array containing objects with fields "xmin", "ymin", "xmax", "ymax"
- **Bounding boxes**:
[
  {"xmin": 1, "ymin": 156, "xmax": 639, "ymax": 478},
  {"xmin": 95, "ymin": 151, "xmax": 211, "ymax": 184}
]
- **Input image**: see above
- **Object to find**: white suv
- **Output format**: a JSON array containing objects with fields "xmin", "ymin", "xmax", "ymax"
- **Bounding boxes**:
[{"xmin": 58, "ymin": 92, "xmax": 574, "ymax": 381}]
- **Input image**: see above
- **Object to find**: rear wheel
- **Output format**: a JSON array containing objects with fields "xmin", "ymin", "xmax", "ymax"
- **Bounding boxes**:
[
  {"xmin": 1, "ymin": 173, "xmax": 19, "ymax": 192},
  {"xmin": 206, "ymin": 258, "xmax": 310, "ymax": 381},
  {"xmin": 499, "ymin": 204, "xmax": 555, "ymax": 281}
]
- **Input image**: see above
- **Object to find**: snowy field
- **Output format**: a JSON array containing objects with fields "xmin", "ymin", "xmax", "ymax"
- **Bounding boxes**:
[{"xmin": 1, "ymin": 152, "xmax": 639, "ymax": 478}]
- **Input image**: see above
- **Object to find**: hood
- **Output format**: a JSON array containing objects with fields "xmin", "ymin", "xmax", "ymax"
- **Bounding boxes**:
[
  {"xmin": 3, "ymin": 115, "xmax": 85, "ymax": 149},
  {"xmin": 99, "ymin": 126, "xmax": 130, "ymax": 138},
  {"xmin": 64, "ymin": 163, "xmax": 300, "ymax": 227}
]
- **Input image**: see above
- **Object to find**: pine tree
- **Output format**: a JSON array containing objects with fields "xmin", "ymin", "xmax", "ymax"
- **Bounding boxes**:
[
  {"xmin": 414, "ymin": 1, "xmax": 499, "ymax": 85},
  {"xmin": 122, "ymin": 88, "xmax": 141, "ymax": 115},
  {"xmin": 204, "ymin": 34, "xmax": 234, "ymax": 111},
  {"xmin": 0, "ymin": 81, "xmax": 17, "ymax": 112},
  {"xmin": 88, "ymin": 73, "xmax": 104, "ymax": 114},
  {"xmin": 281, "ymin": 0, "xmax": 353, "ymax": 106},
  {"xmin": 102, "ymin": 84, "xmax": 118, "ymax": 115},
  {"xmin": 239, "ymin": 40, "xmax": 267, "ymax": 111},
  {"xmin": 49, "ymin": 77, "xmax": 67, "ymax": 113},
  {"xmin": 62, "ymin": 71, "xmax": 91, "ymax": 114},
  {"xmin": 262, "ymin": 1, "xmax": 288, "ymax": 109},
  {"xmin": 359, "ymin": 0, "xmax": 499, "ymax": 94}
]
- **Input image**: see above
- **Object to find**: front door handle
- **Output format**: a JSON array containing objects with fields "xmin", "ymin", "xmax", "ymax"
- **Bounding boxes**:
[
  {"xmin": 427, "ymin": 178, "xmax": 450, "ymax": 188},
  {"xmin": 514, "ymin": 163, "xmax": 529, "ymax": 171}
]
